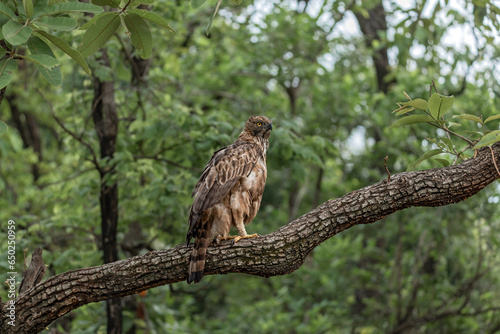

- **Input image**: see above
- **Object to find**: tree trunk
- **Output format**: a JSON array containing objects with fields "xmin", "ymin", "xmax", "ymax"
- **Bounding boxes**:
[
  {"xmin": 92, "ymin": 49, "xmax": 121, "ymax": 334},
  {"xmin": 353, "ymin": 2, "xmax": 395, "ymax": 94},
  {"xmin": 2, "ymin": 142, "xmax": 499, "ymax": 334}
]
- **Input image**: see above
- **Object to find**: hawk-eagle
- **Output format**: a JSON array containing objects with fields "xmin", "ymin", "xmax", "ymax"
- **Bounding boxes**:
[{"xmin": 186, "ymin": 116, "xmax": 273, "ymax": 284}]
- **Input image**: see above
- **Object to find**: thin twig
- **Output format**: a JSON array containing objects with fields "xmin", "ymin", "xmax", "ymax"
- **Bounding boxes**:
[
  {"xmin": 37, "ymin": 168, "xmax": 95, "ymax": 188},
  {"xmin": 52, "ymin": 114, "xmax": 102, "ymax": 174},
  {"xmin": 133, "ymin": 154, "xmax": 201, "ymax": 172},
  {"xmin": 459, "ymin": 306, "xmax": 500, "ymax": 316},
  {"xmin": 427, "ymin": 122, "xmax": 475, "ymax": 146},
  {"xmin": 430, "ymin": 80, "xmax": 438, "ymax": 97},
  {"xmin": 384, "ymin": 156, "xmax": 391, "ymax": 181},
  {"xmin": 441, "ymin": 117, "xmax": 462, "ymax": 163}
]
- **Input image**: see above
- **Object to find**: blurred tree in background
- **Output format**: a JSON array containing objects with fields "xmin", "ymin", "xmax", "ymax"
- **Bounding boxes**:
[{"xmin": 1, "ymin": 0, "xmax": 500, "ymax": 333}]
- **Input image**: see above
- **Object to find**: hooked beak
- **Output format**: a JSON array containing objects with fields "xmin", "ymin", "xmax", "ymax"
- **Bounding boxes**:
[{"xmin": 268, "ymin": 123, "xmax": 273, "ymax": 131}]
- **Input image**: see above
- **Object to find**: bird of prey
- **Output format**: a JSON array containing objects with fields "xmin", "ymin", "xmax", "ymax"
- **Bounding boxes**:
[{"xmin": 186, "ymin": 116, "xmax": 273, "ymax": 284}]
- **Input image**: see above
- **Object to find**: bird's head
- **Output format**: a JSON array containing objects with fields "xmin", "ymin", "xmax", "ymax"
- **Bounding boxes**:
[{"xmin": 244, "ymin": 116, "xmax": 273, "ymax": 140}]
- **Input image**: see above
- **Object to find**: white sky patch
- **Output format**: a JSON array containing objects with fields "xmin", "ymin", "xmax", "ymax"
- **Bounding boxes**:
[
  {"xmin": 345, "ymin": 126, "xmax": 376, "ymax": 156},
  {"xmin": 346, "ymin": 126, "xmax": 366, "ymax": 156}
]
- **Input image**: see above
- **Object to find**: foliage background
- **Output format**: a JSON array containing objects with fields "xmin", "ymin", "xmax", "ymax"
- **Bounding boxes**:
[{"xmin": 1, "ymin": 0, "xmax": 500, "ymax": 333}]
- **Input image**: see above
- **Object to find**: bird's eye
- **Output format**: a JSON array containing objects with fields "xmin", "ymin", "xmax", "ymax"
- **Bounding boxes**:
[{"xmin": 257, "ymin": 122, "xmax": 262, "ymax": 126}]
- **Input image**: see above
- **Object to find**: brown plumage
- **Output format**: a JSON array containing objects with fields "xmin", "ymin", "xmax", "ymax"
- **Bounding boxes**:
[{"xmin": 186, "ymin": 116, "xmax": 273, "ymax": 284}]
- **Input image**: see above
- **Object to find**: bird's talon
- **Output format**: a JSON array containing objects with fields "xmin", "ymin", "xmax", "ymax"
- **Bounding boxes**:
[{"xmin": 231, "ymin": 236, "xmax": 242, "ymax": 245}]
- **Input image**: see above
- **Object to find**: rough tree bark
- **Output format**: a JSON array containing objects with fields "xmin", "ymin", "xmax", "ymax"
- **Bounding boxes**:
[{"xmin": 1, "ymin": 142, "xmax": 499, "ymax": 333}]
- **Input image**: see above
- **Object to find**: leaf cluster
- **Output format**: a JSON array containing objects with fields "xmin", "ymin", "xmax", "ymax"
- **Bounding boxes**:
[
  {"xmin": 0, "ymin": 0, "xmax": 174, "ymax": 88},
  {"xmin": 391, "ymin": 90, "xmax": 500, "ymax": 171}
]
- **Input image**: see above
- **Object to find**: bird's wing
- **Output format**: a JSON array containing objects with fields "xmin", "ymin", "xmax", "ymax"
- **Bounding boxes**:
[{"xmin": 187, "ymin": 142, "xmax": 262, "ymax": 243}]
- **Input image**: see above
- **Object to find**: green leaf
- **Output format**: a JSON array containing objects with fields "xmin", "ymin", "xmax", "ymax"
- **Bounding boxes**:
[
  {"xmin": 128, "ymin": 9, "xmax": 176, "ymax": 33},
  {"xmin": 34, "ymin": 62, "xmax": 62, "ymax": 85},
  {"xmin": 463, "ymin": 130, "xmax": 484, "ymax": 137},
  {"xmin": 388, "ymin": 115, "xmax": 435, "ymax": 129},
  {"xmin": 434, "ymin": 158, "xmax": 450, "ymax": 167},
  {"xmin": 24, "ymin": 54, "xmax": 59, "ymax": 68},
  {"xmin": 37, "ymin": 2, "xmax": 103, "ymax": 18},
  {"xmin": 191, "ymin": 0, "xmax": 208, "ymax": 8},
  {"xmin": 32, "ymin": 2, "xmax": 47, "ymax": 21},
  {"xmin": 34, "ymin": 30, "xmax": 90, "ymax": 75},
  {"xmin": 453, "ymin": 114, "xmax": 483, "ymax": 124},
  {"xmin": 402, "ymin": 98, "xmax": 428, "ymax": 111},
  {"xmin": 206, "ymin": 0, "xmax": 222, "ymax": 36},
  {"xmin": 77, "ymin": 12, "xmax": 120, "ymax": 57},
  {"xmin": 23, "ymin": 0, "xmax": 34, "ymax": 18},
  {"xmin": 428, "ymin": 93, "xmax": 455, "ymax": 119},
  {"xmin": 27, "ymin": 36, "xmax": 57, "ymax": 58},
  {"xmin": 27, "ymin": 36, "xmax": 62, "ymax": 85},
  {"xmin": 440, "ymin": 137, "xmax": 454, "ymax": 152},
  {"xmin": 0, "ymin": 59, "xmax": 17, "ymax": 89},
  {"xmin": 473, "ymin": 130, "xmax": 500, "ymax": 149},
  {"xmin": 79, "ymin": 12, "xmax": 109, "ymax": 30},
  {"xmin": 0, "ymin": 121, "xmax": 7, "ymax": 134},
  {"xmin": 447, "ymin": 121, "xmax": 462, "ymax": 128},
  {"xmin": 0, "ymin": 2, "xmax": 16, "ymax": 20},
  {"xmin": 36, "ymin": 16, "xmax": 78, "ymax": 31},
  {"xmin": 484, "ymin": 114, "xmax": 500, "ymax": 124},
  {"xmin": 231, "ymin": 0, "xmax": 243, "ymax": 4},
  {"xmin": 129, "ymin": 0, "xmax": 154, "ymax": 7},
  {"xmin": 2, "ymin": 20, "xmax": 33, "ymax": 45},
  {"xmin": 17, "ymin": 2, "xmax": 28, "ymax": 18},
  {"xmin": 123, "ymin": 13, "xmax": 152, "ymax": 59},
  {"xmin": 92, "ymin": 0, "xmax": 120, "ymax": 8},
  {"xmin": 28, "ymin": 36, "xmax": 55, "ymax": 57},
  {"xmin": 407, "ymin": 149, "xmax": 443, "ymax": 171},
  {"xmin": 395, "ymin": 107, "xmax": 414, "ymax": 116}
]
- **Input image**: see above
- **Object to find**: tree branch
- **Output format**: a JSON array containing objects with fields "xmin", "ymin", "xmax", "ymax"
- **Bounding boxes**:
[
  {"xmin": 427, "ymin": 121, "xmax": 476, "ymax": 147},
  {"xmin": 52, "ymin": 113, "xmax": 102, "ymax": 174},
  {"xmin": 133, "ymin": 154, "xmax": 201, "ymax": 172},
  {"xmin": 2, "ymin": 142, "xmax": 499, "ymax": 333},
  {"xmin": 36, "ymin": 168, "xmax": 95, "ymax": 189}
]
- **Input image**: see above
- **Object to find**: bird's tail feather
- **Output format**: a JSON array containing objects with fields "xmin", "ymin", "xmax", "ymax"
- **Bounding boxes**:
[
  {"xmin": 186, "ymin": 210, "xmax": 202, "ymax": 246},
  {"xmin": 187, "ymin": 221, "xmax": 211, "ymax": 284}
]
